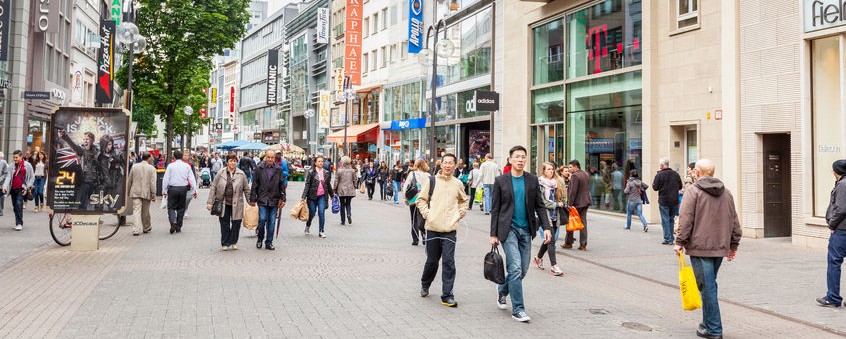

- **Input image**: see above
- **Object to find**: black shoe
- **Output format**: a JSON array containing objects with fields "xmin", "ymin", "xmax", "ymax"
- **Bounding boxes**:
[
  {"xmin": 420, "ymin": 287, "xmax": 429, "ymax": 298},
  {"xmin": 816, "ymin": 297, "xmax": 841, "ymax": 308},
  {"xmin": 661, "ymin": 241, "xmax": 670, "ymax": 245},
  {"xmin": 497, "ymin": 294, "xmax": 507, "ymax": 310},
  {"xmin": 266, "ymin": 244, "xmax": 275, "ymax": 250},
  {"xmin": 347, "ymin": 216, "xmax": 352, "ymax": 224},
  {"xmin": 412, "ymin": 242, "xmax": 418, "ymax": 246},
  {"xmin": 696, "ymin": 327, "xmax": 723, "ymax": 339},
  {"xmin": 256, "ymin": 240, "xmax": 263, "ymax": 249},
  {"xmin": 441, "ymin": 297, "xmax": 457, "ymax": 307},
  {"xmin": 175, "ymin": 227, "xmax": 182, "ymax": 233},
  {"xmin": 169, "ymin": 224, "xmax": 176, "ymax": 234}
]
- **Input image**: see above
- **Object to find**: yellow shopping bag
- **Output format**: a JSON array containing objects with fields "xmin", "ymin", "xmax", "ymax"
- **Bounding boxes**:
[{"xmin": 678, "ymin": 252, "xmax": 702, "ymax": 311}]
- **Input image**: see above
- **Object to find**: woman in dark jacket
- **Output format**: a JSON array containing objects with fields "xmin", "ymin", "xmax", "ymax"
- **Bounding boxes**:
[
  {"xmin": 302, "ymin": 155, "xmax": 335, "ymax": 238},
  {"xmin": 377, "ymin": 161, "xmax": 389, "ymax": 200},
  {"xmin": 364, "ymin": 162, "xmax": 377, "ymax": 200}
]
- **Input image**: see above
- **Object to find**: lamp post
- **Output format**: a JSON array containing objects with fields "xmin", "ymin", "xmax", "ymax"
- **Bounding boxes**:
[
  {"xmin": 184, "ymin": 105, "xmax": 193, "ymax": 152},
  {"xmin": 116, "ymin": 21, "xmax": 147, "ymax": 117},
  {"xmin": 342, "ymin": 76, "xmax": 355, "ymax": 157},
  {"xmin": 418, "ymin": 0, "xmax": 457, "ymax": 173},
  {"xmin": 304, "ymin": 108, "xmax": 315, "ymax": 155}
]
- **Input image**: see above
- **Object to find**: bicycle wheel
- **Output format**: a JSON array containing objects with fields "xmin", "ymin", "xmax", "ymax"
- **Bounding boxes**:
[
  {"xmin": 49, "ymin": 212, "xmax": 72, "ymax": 246},
  {"xmin": 99, "ymin": 216, "xmax": 121, "ymax": 240}
]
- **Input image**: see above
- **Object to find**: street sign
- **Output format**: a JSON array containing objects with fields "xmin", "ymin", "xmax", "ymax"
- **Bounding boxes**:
[{"xmin": 24, "ymin": 91, "xmax": 50, "ymax": 99}]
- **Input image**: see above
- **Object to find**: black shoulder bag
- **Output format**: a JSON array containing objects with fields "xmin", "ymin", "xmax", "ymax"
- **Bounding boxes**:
[
  {"xmin": 484, "ymin": 245, "xmax": 506, "ymax": 284},
  {"xmin": 404, "ymin": 173, "xmax": 419, "ymax": 200}
]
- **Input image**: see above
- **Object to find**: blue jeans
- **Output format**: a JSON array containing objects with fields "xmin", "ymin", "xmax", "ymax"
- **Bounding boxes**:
[
  {"xmin": 659, "ymin": 204, "xmax": 678, "ymax": 243},
  {"xmin": 498, "ymin": 226, "xmax": 531, "ymax": 314},
  {"xmin": 10, "ymin": 188, "xmax": 23, "ymax": 226},
  {"xmin": 307, "ymin": 195, "xmax": 327, "ymax": 232},
  {"xmin": 33, "ymin": 176, "xmax": 45, "ymax": 207},
  {"xmin": 483, "ymin": 184, "xmax": 493, "ymax": 213},
  {"xmin": 690, "ymin": 256, "xmax": 724, "ymax": 336},
  {"xmin": 257, "ymin": 205, "xmax": 278, "ymax": 245},
  {"xmin": 392, "ymin": 180, "xmax": 401, "ymax": 203},
  {"xmin": 825, "ymin": 230, "xmax": 846, "ymax": 305},
  {"xmin": 625, "ymin": 201, "xmax": 647, "ymax": 230}
]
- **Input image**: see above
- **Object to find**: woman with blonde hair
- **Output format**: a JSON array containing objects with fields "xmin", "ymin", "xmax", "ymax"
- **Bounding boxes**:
[
  {"xmin": 403, "ymin": 159, "xmax": 430, "ymax": 246},
  {"xmin": 333, "ymin": 156, "xmax": 357, "ymax": 226},
  {"xmin": 533, "ymin": 162, "xmax": 566, "ymax": 276}
]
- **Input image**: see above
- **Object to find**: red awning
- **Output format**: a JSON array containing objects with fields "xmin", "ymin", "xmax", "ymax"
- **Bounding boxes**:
[{"xmin": 326, "ymin": 123, "xmax": 380, "ymax": 144}]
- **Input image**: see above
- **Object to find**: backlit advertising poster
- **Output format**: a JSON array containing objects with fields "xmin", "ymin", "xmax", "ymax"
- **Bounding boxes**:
[{"xmin": 47, "ymin": 107, "xmax": 130, "ymax": 214}]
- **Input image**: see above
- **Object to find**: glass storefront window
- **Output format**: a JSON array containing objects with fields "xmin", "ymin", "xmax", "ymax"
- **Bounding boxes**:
[
  {"xmin": 566, "ymin": 71, "xmax": 641, "ymax": 213},
  {"xmin": 566, "ymin": 0, "xmax": 643, "ymax": 78},
  {"xmin": 534, "ymin": 18, "xmax": 565, "ymax": 85},
  {"xmin": 435, "ymin": 125, "xmax": 456, "ymax": 157},
  {"xmin": 812, "ymin": 36, "xmax": 843, "ymax": 217},
  {"xmin": 443, "ymin": 7, "xmax": 492, "ymax": 86},
  {"xmin": 384, "ymin": 82, "xmax": 423, "ymax": 122},
  {"xmin": 531, "ymin": 85, "xmax": 564, "ymax": 123}
]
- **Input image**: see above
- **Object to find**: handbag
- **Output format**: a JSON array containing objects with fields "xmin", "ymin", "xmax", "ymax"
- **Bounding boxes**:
[
  {"xmin": 566, "ymin": 206, "xmax": 584, "ymax": 232},
  {"xmin": 484, "ymin": 245, "xmax": 506, "ymax": 285},
  {"xmin": 210, "ymin": 201, "xmax": 223, "ymax": 216},
  {"xmin": 678, "ymin": 252, "xmax": 702, "ymax": 311},
  {"xmin": 290, "ymin": 200, "xmax": 309, "ymax": 222},
  {"xmin": 331, "ymin": 195, "xmax": 340, "ymax": 214},
  {"xmin": 639, "ymin": 186, "xmax": 650, "ymax": 204},
  {"xmin": 359, "ymin": 182, "xmax": 365, "ymax": 193},
  {"xmin": 404, "ymin": 173, "xmax": 419, "ymax": 200},
  {"xmin": 385, "ymin": 183, "xmax": 394, "ymax": 196}
]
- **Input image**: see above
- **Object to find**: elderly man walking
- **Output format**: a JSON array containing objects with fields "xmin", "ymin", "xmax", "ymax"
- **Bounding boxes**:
[
  {"xmin": 476, "ymin": 153, "xmax": 500, "ymax": 215},
  {"xmin": 674, "ymin": 159, "xmax": 741, "ymax": 339},
  {"xmin": 128, "ymin": 153, "xmax": 157, "ymax": 235},
  {"xmin": 162, "ymin": 150, "xmax": 198, "ymax": 234},
  {"xmin": 652, "ymin": 157, "xmax": 683, "ymax": 245},
  {"xmin": 817, "ymin": 159, "xmax": 846, "ymax": 308}
]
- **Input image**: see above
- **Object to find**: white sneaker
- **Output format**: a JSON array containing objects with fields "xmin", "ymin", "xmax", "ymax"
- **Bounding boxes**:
[
  {"xmin": 14, "ymin": 224, "xmax": 22, "ymax": 231},
  {"xmin": 512, "ymin": 311, "xmax": 531, "ymax": 322},
  {"xmin": 319, "ymin": 232, "xmax": 326, "ymax": 238}
]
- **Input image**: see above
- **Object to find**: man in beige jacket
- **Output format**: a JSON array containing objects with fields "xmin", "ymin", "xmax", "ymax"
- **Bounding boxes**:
[
  {"xmin": 416, "ymin": 153, "xmax": 468, "ymax": 308},
  {"xmin": 127, "ymin": 153, "xmax": 157, "ymax": 235}
]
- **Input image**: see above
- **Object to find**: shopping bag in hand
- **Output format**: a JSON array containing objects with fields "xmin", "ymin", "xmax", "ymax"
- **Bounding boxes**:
[
  {"xmin": 331, "ymin": 195, "xmax": 340, "ymax": 214},
  {"xmin": 484, "ymin": 245, "xmax": 506, "ymax": 285},
  {"xmin": 678, "ymin": 252, "xmax": 702, "ymax": 311},
  {"xmin": 566, "ymin": 206, "xmax": 584, "ymax": 232},
  {"xmin": 243, "ymin": 204, "xmax": 259, "ymax": 230}
]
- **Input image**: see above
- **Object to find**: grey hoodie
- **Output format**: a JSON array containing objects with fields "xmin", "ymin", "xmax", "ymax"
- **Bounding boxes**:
[
  {"xmin": 827, "ymin": 176, "xmax": 846, "ymax": 231},
  {"xmin": 675, "ymin": 177, "xmax": 742, "ymax": 257}
]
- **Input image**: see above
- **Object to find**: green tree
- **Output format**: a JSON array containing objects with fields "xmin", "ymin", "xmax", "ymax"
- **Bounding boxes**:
[{"xmin": 121, "ymin": 0, "xmax": 249, "ymax": 160}]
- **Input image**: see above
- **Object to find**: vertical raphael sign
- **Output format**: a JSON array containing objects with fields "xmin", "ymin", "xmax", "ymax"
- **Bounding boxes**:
[{"xmin": 111, "ymin": 0, "xmax": 122, "ymax": 26}]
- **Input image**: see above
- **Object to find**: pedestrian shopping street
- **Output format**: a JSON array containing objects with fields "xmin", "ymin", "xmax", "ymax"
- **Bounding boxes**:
[{"xmin": 0, "ymin": 182, "xmax": 843, "ymax": 338}]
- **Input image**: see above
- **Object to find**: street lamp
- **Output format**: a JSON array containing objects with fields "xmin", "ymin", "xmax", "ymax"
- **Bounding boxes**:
[
  {"xmin": 116, "ymin": 21, "xmax": 147, "ymax": 116},
  {"xmin": 304, "ymin": 108, "xmax": 315, "ymax": 154},
  {"xmin": 342, "ymin": 76, "xmax": 356, "ymax": 157},
  {"xmin": 419, "ymin": 19, "xmax": 455, "ymax": 174},
  {"xmin": 183, "ymin": 105, "xmax": 193, "ymax": 151}
]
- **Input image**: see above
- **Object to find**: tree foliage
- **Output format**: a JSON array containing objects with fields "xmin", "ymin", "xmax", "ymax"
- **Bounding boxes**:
[{"xmin": 120, "ymin": 0, "xmax": 249, "ymax": 160}]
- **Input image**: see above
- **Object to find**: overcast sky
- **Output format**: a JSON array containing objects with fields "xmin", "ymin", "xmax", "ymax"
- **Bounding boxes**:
[{"xmin": 266, "ymin": 0, "xmax": 287, "ymax": 15}]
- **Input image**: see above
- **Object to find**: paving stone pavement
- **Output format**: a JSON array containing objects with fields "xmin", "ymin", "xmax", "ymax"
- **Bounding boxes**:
[{"xmin": 0, "ymin": 182, "xmax": 843, "ymax": 338}]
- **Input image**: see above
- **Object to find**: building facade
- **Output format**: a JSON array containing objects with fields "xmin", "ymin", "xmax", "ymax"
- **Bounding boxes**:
[{"xmin": 281, "ymin": 0, "xmax": 330, "ymax": 154}]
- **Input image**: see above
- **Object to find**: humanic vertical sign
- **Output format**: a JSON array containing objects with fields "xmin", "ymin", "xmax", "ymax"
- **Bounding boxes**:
[
  {"xmin": 266, "ymin": 49, "xmax": 278, "ymax": 105},
  {"xmin": 345, "ymin": 0, "xmax": 362, "ymax": 85}
]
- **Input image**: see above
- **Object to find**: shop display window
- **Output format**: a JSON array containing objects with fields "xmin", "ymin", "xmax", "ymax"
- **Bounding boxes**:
[
  {"xmin": 811, "ymin": 36, "xmax": 843, "ymax": 217},
  {"xmin": 566, "ymin": 0, "xmax": 642, "ymax": 78}
]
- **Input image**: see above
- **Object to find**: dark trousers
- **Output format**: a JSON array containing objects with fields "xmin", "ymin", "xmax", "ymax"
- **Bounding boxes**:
[
  {"xmin": 340, "ymin": 196, "xmax": 352, "ymax": 224},
  {"xmin": 421, "ymin": 230, "xmax": 457, "ymax": 300},
  {"xmin": 366, "ymin": 182, "xmax": 375, "ymax": 199},
  {"xmin": 537, "ymin": 222, "xmax": 559, "ymax": 265},
  {"xmin": 379, "ymin": 181, "xmax": 386, "ymax": 200},
  {"xmin": 468, "ymin": 187, "xmax": 477, "ymax": 209},
  {"xmin": 166, "ymin": 186, "xmax": 189, "ymax": 228},
  {"xmin": 10, "ymin": 188, "xmax": 23, "ymax": 225},
  {"xmin": 565, "ymin": 207, "xmax": 589, "ymax": 246},
  {"xmin": 409, "ymin": 205, "xmax": 424, "ymax": 244},
  {"xmin": 33, "ymin": 176, "xmax": 45, "ymax": 207},
  {"xmin": 826, "ymin": 230, "xmax": 846, "ymax": 305},
  {"xmin": 219, "ymin": 205, "xmax": 242, "ymax": 246}
]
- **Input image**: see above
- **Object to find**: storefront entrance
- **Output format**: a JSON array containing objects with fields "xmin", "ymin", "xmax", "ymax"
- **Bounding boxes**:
[
  {"xmin": 460, "ymin": 121, "xmax": 491, "ymax": 164},
  {"xmin": 763, "ymin": 133, "xmax": 792, "ymax": 237}
]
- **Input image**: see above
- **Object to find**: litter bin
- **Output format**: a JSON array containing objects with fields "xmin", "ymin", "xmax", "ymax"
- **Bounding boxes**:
[{"xmin": 156, "ymin": 170, "xmax": 165, "ymax": 196}]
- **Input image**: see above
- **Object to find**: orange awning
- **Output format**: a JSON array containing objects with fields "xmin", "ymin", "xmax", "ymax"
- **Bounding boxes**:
[{"xmin": 326, "ymin": 123, "xmax": 380, "ymax": 144}]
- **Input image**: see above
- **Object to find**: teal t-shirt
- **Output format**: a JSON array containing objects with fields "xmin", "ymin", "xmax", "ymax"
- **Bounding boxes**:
[{"xmin": 511, "ymin": 175, "xmax": 528, "ymax": 228}]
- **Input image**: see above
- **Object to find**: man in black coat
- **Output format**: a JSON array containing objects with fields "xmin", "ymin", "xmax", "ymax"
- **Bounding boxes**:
[
  {"xmin": 563, "ymin": 160, "xmax": 591, "ymax": 250},
  {"xmin": 250, "ymin": 153, "xmax": 286, "ymax": 250},
  {"xmin": 652, "ymin": 157, "xmax": 683, "ymax": 245},
  {"xmin": 489, "ymin": 146, "xmax": 550, "ymax": 323}
]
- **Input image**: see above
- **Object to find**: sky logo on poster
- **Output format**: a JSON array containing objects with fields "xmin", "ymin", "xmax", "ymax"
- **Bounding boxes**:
[{"xmin": 65, "ymin": 116, "xmax": 116, "ymax": 134}]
